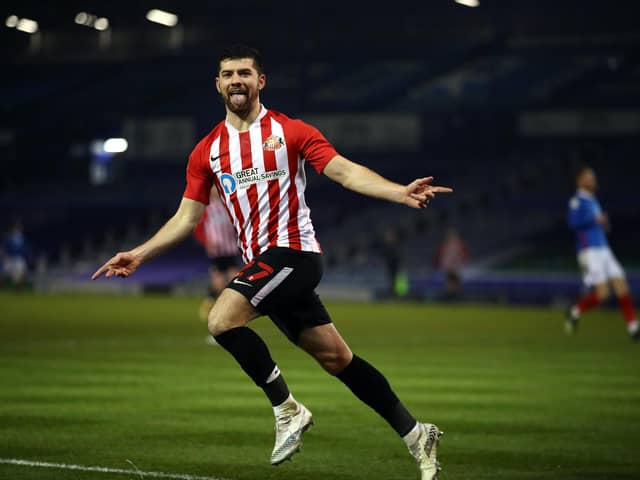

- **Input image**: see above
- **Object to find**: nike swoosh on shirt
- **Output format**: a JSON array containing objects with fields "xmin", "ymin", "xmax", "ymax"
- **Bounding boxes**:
[
  {"xmin": 232, "ymin": 278, "xmax": 253, "ymax": 287},
  {"xmin": 210, "ymin": 151, "xmax": 229, "ymax": 162}
]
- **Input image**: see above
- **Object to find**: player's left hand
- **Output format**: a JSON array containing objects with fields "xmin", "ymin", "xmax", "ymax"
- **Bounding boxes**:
[
  {"xmin": 597, "ymin": 212, "xmax": 611, "ymax": 232},
  {"xmin": 404, "ymin": 177, "xmax": 453, "ymax": 209}
]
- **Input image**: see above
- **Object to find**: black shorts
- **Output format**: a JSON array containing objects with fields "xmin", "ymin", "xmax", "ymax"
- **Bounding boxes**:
[
  {"xmin": 210, "ymin": 255, "xmax": 241, "ymax": 271},
  {"xmin": 226, "ymin": 247, "xmax": 332, "ymax": 343}
]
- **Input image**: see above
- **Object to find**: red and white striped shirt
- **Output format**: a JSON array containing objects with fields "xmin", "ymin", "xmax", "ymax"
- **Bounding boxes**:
[
  {"xmin": 194, "ymin": 196, "xmax": 240, "ymax": 258},
  {"xmin": 184, "ymin": 106, "xmax": 338, "ymax": 263}
]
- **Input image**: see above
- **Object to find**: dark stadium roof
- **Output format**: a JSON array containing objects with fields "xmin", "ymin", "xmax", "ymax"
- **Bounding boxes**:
[{"xmin": 3, "ymin": 1, "xmax": 639, "ymax": 63}]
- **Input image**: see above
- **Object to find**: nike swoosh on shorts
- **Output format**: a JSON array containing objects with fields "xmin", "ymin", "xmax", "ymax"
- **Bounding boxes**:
[{"xmin": 233, "ymin": 278, "xmax": 252, "ymax": 287}]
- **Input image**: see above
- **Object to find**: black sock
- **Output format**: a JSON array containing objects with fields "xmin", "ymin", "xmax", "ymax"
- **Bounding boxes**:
[
  {"xmin": 337, "ymin": 355, "xmax": 416, "ymax": 437},
  {"xmin": 263, "ymin": 371, "xmax": 290, "ymax": 407},
  {"xmin": 214, "ymin": 327, "xmax": 290, "ymax": 406}
]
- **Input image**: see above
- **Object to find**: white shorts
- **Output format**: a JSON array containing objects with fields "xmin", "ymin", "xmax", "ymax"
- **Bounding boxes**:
[
  {"xmin": 3, "ymin": 256, "xmax": 27, "ymax": 283},
  {"xmin": 577, "ymin": 247, "xmax": 625, "ymax": 287}
]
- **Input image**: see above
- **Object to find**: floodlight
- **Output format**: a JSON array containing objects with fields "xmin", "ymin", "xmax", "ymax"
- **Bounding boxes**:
[
  {"xmin": 454, "ymin": 0, "xmax": 479, "ymax": 7},
  {"xmin": 16, "ymin": 18, "xmax": 38, "ymax": 34},
  {"xmin": 146, "ymin": 9, "xmax": 179, "ymax": 27},
  {"xmin": 6, "ymin": 15, "xmax": 18, "ymax": 28},
  {"xmin": 94, "ymin": 18, "xmax": 109, "ymax": 31},
  {"xmin": 74, "ymin": 12, "xmax": 108, "ymax": 30},
  {"xmin": 103, "ymin": 138, "xmax": 128, "ymax": 153},
  {"xmin": 75, "ymin": 12, "xmax": 89, "ymax": 25}
]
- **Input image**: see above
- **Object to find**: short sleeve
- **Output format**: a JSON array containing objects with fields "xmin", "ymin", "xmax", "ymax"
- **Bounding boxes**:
[
  {"xmin": 183, "ymin": 140, "xmax": 214, "ymax": 204},
  {"xmin": 296, "ymin": 120, "xmax": 339, "ymax": 174}
]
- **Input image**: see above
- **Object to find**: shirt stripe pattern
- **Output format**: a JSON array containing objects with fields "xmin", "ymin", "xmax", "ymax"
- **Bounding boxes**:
[
  {"xmin": 185, "ymin": 107, "xmax": 338, "ymax": 263},
  {"xmin": 202, "ymin": 201, "xmax": 239, "ymax": 257}
]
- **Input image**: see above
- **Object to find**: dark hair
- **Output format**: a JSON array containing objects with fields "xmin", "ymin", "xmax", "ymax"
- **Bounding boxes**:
[{"xmin": 217, "ymin": 45, "xmax": 264, "ymax": 75}]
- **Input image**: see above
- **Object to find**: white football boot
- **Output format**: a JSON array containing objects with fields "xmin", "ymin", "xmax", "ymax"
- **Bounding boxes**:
[
  {"xmin": 565, "ymin": 306, "xmax": 579, "ymax": 335},
  {"xmin": 270, "ymin": 401, "xmax": 314, "ymax": 465},
  {"xmin": 407, "ymin": 423, "xmax": 443, "ymax": 480}
]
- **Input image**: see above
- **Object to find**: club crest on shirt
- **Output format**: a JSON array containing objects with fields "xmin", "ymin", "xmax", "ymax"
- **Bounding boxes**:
[{"xmin": 262, "ymin": 135, "xmax": 284, "ymax": 151}]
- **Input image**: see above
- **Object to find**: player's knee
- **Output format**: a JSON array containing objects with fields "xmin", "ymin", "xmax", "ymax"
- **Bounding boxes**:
[
  {"xmin": 315, "ymin": 349, "xmax": 353, "ymax": 376},
  {"xmin": 207, "ymin": 289, "xmax": 257, "ymax": 337},
  {"xmin": 612, "ymin": 278, "xmax": 629, "ymax": 297},
  {"xmin": 207, "ymin": 309, "xmax": 238, "ymax": 337},
  {"xmin": 207, "ymin": 312, "xmax": 226, "ymax": 337},
  {"xmin": 595, "ymin": 286, "xmax": 610, "ymax": 302}
]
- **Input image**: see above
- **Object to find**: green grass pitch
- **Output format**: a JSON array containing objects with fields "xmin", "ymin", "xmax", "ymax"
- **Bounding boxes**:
[{"xmin": 1, "ymin": 291, "xmax": 638, "ymax": 480}]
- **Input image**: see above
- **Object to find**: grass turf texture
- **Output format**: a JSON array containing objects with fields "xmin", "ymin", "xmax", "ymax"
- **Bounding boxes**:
[{"xmin": 1, "ymin": 292, "xmax": 638, "ymax": 480}]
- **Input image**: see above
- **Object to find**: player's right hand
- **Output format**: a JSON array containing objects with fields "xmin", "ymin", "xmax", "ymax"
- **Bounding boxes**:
[
  {"xmin": 405, "ymin": 177, "xmax": 453, "ymax": 209},
  {"xmin": 91, "ymin": 252, "xmax": 142, "ymax": 280}
]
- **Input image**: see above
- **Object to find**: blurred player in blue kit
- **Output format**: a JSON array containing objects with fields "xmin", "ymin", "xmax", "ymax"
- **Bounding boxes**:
[
  {"xmin": 566, "ymin": 165, "xmax": 639, "ymax": 340},
  {"xmin": 2, "ymin": 220, "xmax": 30, "ymax": 288}
]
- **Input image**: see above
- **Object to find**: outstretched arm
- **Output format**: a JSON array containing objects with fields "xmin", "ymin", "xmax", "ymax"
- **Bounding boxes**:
[
  {"xmin": 92, "ymin": 197, "xmax": 206, "ymax": 280},
  {"xmin": 323, "ymin": 155, "xmax": 452, "ymax": 209}
]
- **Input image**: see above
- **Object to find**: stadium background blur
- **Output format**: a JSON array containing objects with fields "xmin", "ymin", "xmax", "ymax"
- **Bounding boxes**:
[
  {"xmin": 2, "ymin": 0, "xmax": 639, "ymax": 301},
  {"xmin": 2, "ymin": 2, "xmax": 639, "ymax": 480}
]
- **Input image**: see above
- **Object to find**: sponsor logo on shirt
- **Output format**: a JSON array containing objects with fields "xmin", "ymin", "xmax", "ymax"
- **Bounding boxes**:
[
  {"xmin": 262, "ymin": 135, "xmax": 284, "ymax": 151},
  {"xmin": 220, "ymin": 173, "xmax": 237, "ymax": 195},
  {"xmin": 220, "ymin": 168, "xmax": 287, "ymax": 194}
]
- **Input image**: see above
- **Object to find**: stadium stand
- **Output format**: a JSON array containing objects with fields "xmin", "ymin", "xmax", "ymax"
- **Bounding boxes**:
[{"xmin": 2, "ymin": 1, "xmax": 638, "ymax": 302}]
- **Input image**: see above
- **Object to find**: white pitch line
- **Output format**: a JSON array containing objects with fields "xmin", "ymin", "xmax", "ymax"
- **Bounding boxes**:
[{"xmin": 0, "ymin": 458, "xmax": 234, "ymax": 480}]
